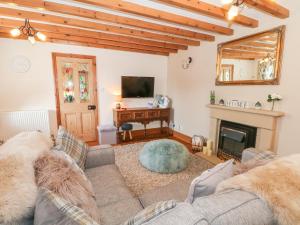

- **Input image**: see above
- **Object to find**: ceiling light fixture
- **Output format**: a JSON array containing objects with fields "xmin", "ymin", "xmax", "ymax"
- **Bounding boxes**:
[
  {"xmin": 221, "ymin": 0, "xmax": 245, "ymax": 21},
  {"xmin": 10, "ymin": 19, "xmax": 47, "ymax": 44}
]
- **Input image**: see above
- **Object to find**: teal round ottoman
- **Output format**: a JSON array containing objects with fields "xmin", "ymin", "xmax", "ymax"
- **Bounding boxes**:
[{"xmin": 139, "ymin": 139, "xmax": 190, "ymax": 174}]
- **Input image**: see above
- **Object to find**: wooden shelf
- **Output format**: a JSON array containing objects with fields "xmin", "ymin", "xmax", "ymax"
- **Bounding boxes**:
[{"xmin": 207, "ymin": 104, "xmax": 285, "ymax": 117}]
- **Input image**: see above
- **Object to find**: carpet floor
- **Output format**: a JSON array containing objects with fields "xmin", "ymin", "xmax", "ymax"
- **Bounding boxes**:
[{"xmin": 113, "ymin": 142, "xmax": 213, "ymax": 196}]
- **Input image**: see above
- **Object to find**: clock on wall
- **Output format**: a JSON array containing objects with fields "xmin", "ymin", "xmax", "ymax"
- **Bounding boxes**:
[{"xmin": 11, "ymin": 55, "xmax": 31, "ymax": 73}]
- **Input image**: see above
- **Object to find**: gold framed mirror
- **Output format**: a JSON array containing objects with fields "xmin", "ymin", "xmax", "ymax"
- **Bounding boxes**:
[{"xmin": 216, "ymin": 26, "xmax": 286, "ymax": 85}]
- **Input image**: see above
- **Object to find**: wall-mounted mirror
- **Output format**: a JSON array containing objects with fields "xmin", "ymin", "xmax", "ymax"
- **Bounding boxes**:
[{"xmin": 216, "ymin": 26, "xmax": 285, "ymax": 85}]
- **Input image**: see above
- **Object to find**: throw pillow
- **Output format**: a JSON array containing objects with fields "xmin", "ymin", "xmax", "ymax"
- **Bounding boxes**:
[
  {"xmin": 35, "ymin": 188, "xmax": 100, "ymax": 225},
  {"xmin": 122, "ymin": 200, "xmax": 177, "ymax": 225},
  {"xmin": 34, "ymin": 151, "xmax": 100, "ymax": 222},
  {"xmin": 185, "ymin": 159, "xmax": 234, "ymax": 204},
  {"xmin": 55, "ymin": 126, "xmax": 88, "ymax": 169},
  {"xmin": 234, "ymin": 150, "xmax": 277, "ymax": 175},
  {"xmin": 0, "ymin": 155, "xmax": 37, "ymax": 224}
]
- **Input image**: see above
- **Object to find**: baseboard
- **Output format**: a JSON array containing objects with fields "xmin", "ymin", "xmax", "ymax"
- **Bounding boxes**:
[{"xmin": 172, "ymin": 130, "xmax": 192, "ymax": 144}]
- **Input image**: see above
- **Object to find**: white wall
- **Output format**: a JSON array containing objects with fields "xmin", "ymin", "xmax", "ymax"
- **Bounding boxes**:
[
  {"xmin": 0, "ymin": 38, "xmax": 168, "ymax": 130},
  {"xmin": 167, "ymin": 0, "xmax": 300, "ymax": 156}
]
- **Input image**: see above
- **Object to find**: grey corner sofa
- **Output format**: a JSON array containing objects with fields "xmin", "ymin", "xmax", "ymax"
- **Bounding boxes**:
[{"xmin": 83, "ymin": 147, "xmax": 276, "ymax": 225}]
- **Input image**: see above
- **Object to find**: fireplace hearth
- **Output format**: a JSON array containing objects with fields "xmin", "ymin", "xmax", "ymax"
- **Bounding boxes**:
[{"xmin": 218, "ymin": 120, "xmax": 257, "ymax": 161}]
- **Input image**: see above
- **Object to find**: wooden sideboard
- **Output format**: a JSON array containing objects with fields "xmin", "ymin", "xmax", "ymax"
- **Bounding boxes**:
[{"xmin": 113, "ymin": 107, "xmax": 171, "ymax": 136}]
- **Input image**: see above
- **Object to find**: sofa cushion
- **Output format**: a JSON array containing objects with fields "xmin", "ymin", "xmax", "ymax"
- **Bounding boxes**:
[
  {"xmin": 86, "ymin": 165, "xmax": 136, "ymax": 207},
  {"xmin": 192, "ymin": 189, "xmax": 274, "ymax": 225},
  {"xmin": 99, "ymin": 198, "xmax": 142, "ymax": 225},
  {"xmin": 55, "ymin": 126, "xmax": 88, "ymax": 169},
  {"xmin": 186, "ymin": 159, "xmax": 234, "ymax": 203},
  {"xmin": 86, "ymin": 165, "xmax": 143, "ymax": 225},
  {"xmin": 34, "ymin": 188, "xmax": 100, "ymax": 225},
  {"xmin": 139, "ymin": 178, "xmax": 192, "ymax": 208}
]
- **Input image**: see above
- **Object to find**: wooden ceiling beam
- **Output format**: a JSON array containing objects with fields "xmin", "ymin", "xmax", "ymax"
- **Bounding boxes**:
[
  {"xmin": 0, "ymin": 7, "xmax": 200, "ymax": 46},
  {"xmin": 0, "ymin": 31, "xmax": 169, "ymax": 56},
  {"xmin": 0, "ymin": 0, "xmax": 214, "ymax": 40},
  {"xmin": 222, "ymin": 49, "xmax": 269, "ymax": 59},
  {"xmin": 0, "ymin": 17, "xmax": 186, "ymax": 50},
  {"xmin": 74, "ymin": 0, "xmax": 234, "ymax": 35},
  {"xmin": 244, "ymin": 0, "xmax": 289, "ymax": 19},
  {"xmin": 156, "ymin": 0, "xmax": 258, "ymax": 28},
  {"xmin": 0, "ymin": 26, "xmax": 177, "ymax": 53}
]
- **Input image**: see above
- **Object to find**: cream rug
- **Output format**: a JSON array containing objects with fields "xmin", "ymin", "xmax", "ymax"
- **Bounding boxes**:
[{"xmin": 113, "ymin": 142, "xmax": 213, "ymax": 196}]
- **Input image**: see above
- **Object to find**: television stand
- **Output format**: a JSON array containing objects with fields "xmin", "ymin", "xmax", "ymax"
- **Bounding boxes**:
[{"xmin": 113, "ymin": 107, "xmax": 171, "ymax": 139}]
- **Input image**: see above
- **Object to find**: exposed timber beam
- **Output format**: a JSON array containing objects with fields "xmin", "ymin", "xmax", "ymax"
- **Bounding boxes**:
[
  {"xmin": 0, "ymin": 7, "xmax": 200, "ymax": 46},
  {"xmin": 74, "ymin": 0, "xmax": 234, "ymax": 35},
  {"xmin": 0, "ymin": 31, "xmax": 170, "ymax": 56},
  {"xmin": 244, "ymin": 0, "xmax": 289, "ymax": 19},
  {"xmin": 0, "ymin": 0, "xmax": 214, "ymax": 40},
  {"xmin": 0, "ymin": 17, "xmax": 187, "ymax": 50},
  {"xmin": 156, "ymin": 0, "xmax": 258, "ymax": 28}
]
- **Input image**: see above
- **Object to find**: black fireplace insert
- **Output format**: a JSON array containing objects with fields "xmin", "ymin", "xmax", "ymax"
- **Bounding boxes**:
[{"xmin": 218, "ymin": 120, "xmax": 257, "ymax": 161}]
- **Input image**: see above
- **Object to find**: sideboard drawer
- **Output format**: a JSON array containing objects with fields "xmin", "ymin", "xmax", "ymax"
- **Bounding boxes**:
[
  {"xmin": 119, "ymin": 112, "xmax": 132, "ymax": 121},
  {"xmin": 147, "ymin": 111, "xmax": 160, "ymax": 118},
  {"xmin": 160, "ymin": 110, "xmax": 170, "ymax": 117},
  {"xmin": 133, "ymin": 112, "xmax": 145, "ymax": 119}
]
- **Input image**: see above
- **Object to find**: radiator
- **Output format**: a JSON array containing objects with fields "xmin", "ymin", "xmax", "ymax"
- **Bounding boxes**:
[{"xmin": 0, "ymin": 110, "xmax": 56, "ymax": 141}]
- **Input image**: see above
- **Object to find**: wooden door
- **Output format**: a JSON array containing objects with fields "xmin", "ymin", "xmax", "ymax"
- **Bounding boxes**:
[{"xmin": 52, "ymin": 53, "xmax": 98, "ymax": 142}]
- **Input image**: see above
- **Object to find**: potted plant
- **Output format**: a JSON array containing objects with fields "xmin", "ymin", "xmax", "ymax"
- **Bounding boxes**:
[{"xmin": 267, "ymin": 93, "xmax": 282, "ymax": 111}]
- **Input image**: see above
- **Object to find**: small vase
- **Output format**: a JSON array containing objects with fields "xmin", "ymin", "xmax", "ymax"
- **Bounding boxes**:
[{"xmin": 271, "ymin": 101, "xmax": 276, "ymax": 111}]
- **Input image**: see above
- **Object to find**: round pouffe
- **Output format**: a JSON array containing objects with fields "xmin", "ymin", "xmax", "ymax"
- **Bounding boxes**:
[{"xmin": 139, "ymin": 139, "xmax": 190, "ymax": 174}]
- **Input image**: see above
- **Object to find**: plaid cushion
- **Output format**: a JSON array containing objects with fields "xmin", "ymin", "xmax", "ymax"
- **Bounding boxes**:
[
  {"xmin": 253, "ymin": 150, "xmax": 277, "ymax": 161},
  {"xmin": 37, "ymin": 188, "xmax": 99, "ymax": 225},
  {"xmin": 55, "ymin": 126, "xmax": 88, "ymax": 169},
  {"xmin": 123, "ymin": 200, "xmax": 177, "ymax": 225}
]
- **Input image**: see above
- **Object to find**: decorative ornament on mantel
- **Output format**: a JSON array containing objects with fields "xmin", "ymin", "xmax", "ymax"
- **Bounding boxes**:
[
  {"xmin": 10, "ymin": 19, "xmax": 47, "ymax": 45},
  {"xmin": 267, "ymin": 93, "xmax": 282, "ymax": 111}
]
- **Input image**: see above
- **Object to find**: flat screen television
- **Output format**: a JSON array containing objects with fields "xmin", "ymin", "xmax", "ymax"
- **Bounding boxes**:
[{"xmin": 122, "ymin": 76, "xmax": 155, "ymax": 98}]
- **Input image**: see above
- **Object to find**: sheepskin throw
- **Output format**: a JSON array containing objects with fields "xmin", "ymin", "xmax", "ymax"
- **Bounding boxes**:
[
  {"xmin": 0, "ymin": 131, "xmax": 52, "ymax": 161},
  {"xmin": 0, "ymin": 132, "xmax": 51, "ymax": 224},
  {"xmin": 0, "ymin": 155, "xmax": 37, "ymax": 224},
  {"xmin": 217, "ymin": 154, "xmax": 300, "ymax": 225},
  {"xmin": 34, "ymin": 151, "xmax": 100, "ymax": 222},
  {"xmin": 55, "ymin": 126, "xmax": 88, "ymax": 169}
]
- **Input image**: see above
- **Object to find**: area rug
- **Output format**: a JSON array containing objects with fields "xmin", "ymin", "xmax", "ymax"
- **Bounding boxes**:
[{"xmin": 113, "ymin": 142, "xmax": 213, "ymax": 196}]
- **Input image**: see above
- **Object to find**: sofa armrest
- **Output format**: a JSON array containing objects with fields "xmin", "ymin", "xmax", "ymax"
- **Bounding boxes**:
[{"xmin": 85, "ymin": 147, "xmax": 115, "ymax": 169}]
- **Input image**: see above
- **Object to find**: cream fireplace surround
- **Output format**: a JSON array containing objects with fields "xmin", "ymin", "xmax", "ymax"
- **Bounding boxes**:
[{"xmin": 207, "ymin": 104, "xmax": 285, "ymax": 154}]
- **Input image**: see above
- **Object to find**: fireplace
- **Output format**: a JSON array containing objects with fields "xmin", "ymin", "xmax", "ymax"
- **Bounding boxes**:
[{"xmin": 218, "ymin": 120, "xmax": 257, "ymax": 161}]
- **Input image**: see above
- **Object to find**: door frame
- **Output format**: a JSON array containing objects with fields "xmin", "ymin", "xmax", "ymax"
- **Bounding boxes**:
[{"xmin": 52, "ymin": 52, "xmax": 99, "ymax": 140}]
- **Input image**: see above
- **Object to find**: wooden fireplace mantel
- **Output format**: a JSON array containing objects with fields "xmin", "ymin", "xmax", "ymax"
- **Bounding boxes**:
[{"xmin": 207, "ymin": 104, "xmax": 285, "ymax": 153}]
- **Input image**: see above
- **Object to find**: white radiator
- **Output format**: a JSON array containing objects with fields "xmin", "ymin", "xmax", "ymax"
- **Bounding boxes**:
[{"xmin": 0, "ymin": 110, "xmax": 56, "ymax": 141}]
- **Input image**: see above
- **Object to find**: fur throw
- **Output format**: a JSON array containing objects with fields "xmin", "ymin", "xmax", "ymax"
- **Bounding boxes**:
[
  {"xmin": 0, "ymin": 132, "xmax": 51, "ymax": 223},
  {"xmin": 0, "ymin": 131, "xmax": 52, "ymax": 162},
  {"xmin": 34, "ymin": 151, "xmax": 100, "ymax": 222},
  {"xmin": 217, "ymin": 154, "xmax": 300, "ymax": 225},
  {"xmin": 0, "ymin": 155, "xmax": 37, "ymax": 224}
]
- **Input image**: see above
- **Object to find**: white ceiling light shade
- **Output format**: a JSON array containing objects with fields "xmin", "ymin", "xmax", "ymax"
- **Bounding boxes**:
[
  {"xmin": 28, "ymin": 36, "xmax": 36, "ymax": 45},
  {"xmin": 221, "ymin": 0, "xmax": 234, "ymax": 5},
  {"xmin": 10, "ymin": 28, "xmax": 21, "ymax": 37},
  {"xmin": 37, "ymin": 32, "xmax": 47, "ymax": 41},
  {"xmin": 227, "ymin": 5, "xmax": 240, "ymax": 20}
]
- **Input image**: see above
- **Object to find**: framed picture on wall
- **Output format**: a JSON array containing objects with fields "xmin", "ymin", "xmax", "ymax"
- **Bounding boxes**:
[{"xmin": 221, "ymin": 64, "xmax": 234, "ymax": 81}]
